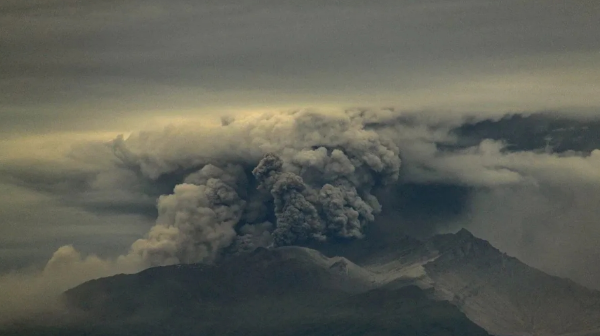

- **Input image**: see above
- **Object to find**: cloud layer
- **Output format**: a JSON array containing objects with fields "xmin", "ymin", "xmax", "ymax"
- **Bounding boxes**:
[{"xmin": 2, "ymin": 0, "xmax": 599, "ymax": 135}]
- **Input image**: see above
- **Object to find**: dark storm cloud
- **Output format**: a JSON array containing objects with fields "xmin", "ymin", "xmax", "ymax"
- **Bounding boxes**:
[{"xmin": 1, "ymin": 0, "xmax": 599, "ymax": 133}]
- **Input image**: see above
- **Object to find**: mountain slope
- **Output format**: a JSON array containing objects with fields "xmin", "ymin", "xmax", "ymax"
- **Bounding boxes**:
[
  {"xmin": 356, "ymin": 229, "xmax": 600, "ymax": 336},
  {"xmin": 1, "ymin": 246, "xmax": 490, "ymax": 336},
  {"xmin": 5, "ymin": 230, "xmax": 600, "ymax": 336},
  {"xmin": 426, "ymin": 230, "xmax": 600, "ymax": 336}
]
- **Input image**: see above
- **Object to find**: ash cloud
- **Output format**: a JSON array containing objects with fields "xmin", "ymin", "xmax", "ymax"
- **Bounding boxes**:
[
  {"xmin": 253, "ymin": 153, "xmax": 326, "ymax": 246},
  {"xmin": 128, "ymin": 173, "xmax": 245, "ymax": 266},
  {"xmin": 114, "ymin": 109, "xmax": 403, "ymax": 264},
  {"xmin": 2, "ymin": 109, "xmax": 402, "ymax": 281}
]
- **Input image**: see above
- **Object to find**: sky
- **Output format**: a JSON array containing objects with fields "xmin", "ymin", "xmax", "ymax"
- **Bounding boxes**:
[{"xmin": 1, "ymin": 0, "xmax": 600, "ymax": 317}]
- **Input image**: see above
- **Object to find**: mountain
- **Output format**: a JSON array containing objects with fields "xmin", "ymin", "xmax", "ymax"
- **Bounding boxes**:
[
  {"xmin": 348, "ymin": 229, "xmax": 600, "ymax": 336},
  {"xmin": 1, "ymin": 246, "xmax": 490, "ymax": 336},
  {"xmin": 3, "ymin": 230, "xmax": 600, "ymax": 336},
  {"xmin": 425, "ymin": 230, "xmax": 600, "ymax": 336}
]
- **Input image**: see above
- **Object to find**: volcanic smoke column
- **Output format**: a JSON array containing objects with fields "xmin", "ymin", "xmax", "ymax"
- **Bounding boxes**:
[
  {"xmin": 52, "ymin": 110, "xmax": 404, "ymax": 269},
  {"xmin": 127, "ymin": 164, "xmax": 247, "ymax": 266},
  {"xmin": 253, "ymin": 153, "xmax": 325, "ymax": 246}
]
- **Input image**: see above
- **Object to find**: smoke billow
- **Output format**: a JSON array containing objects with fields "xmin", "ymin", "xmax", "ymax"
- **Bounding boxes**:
[
  {"xmin": 126, "ymin": 110, "xmax": 401, "ymax": 262},
  {"xmin": 250, "ymin": 151, "xmax": 388, "ymax": 246},
  {"xmin": 127, "ymin": 164, "xmax": 247, "ymax": 266},
  {"xmin": 253, "ymin": 153, "xmax": 326, "ymax": 246},
  {"xmin": 23, "ymin": 109, "xmax": 402, "ymax": 281}
]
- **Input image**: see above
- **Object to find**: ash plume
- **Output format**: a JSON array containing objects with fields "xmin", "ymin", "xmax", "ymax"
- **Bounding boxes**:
[
  {"xmin": 38, "ymin": 109, "xmax": 403, "ymax": 273},
  {"xmin": 253, "ymin": 153, "xmax": 325, "ymax": 246},
  {"xmin": 320, "ymin": 179, "xmax": 379, "ymax": 239}
]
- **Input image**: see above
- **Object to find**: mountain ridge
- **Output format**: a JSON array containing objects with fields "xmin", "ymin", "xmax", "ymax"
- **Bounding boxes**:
[
  {"xmin": 324, "ymin": 228, "xmax": 600, "ymax": 336},
  {"xmin": 3, "ymin": 229, "xmax": 600, "ymax": 336},
  {"xmin": 48, "ymin": 243, "xmax": 490, "ymax": 336}
]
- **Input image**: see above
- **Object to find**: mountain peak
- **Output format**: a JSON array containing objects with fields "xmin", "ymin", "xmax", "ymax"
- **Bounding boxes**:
[
  {"xmin": 420, "ymin": 232, "xmax": 600, "ymax": 336},
  {"xmin": 426, "ymin": 228, "xmax": 497, "ymax": 259},
  {"xmin": 455, "ymin": 228, "xmax": 475, "ymax": 239}
]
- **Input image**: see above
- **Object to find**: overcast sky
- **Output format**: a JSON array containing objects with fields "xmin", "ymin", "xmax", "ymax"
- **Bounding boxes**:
[
  {"xmin": 0, "ymin": 0, "xmax": 599, "ymax": 293},
  {"xmin": 1, "ymin": 0, "xmax": 599, "ymax": 135}
]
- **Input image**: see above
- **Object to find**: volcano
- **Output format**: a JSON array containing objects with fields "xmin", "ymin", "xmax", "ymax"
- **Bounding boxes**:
[{"xmin": 4, "ymin": 230, "xmax": 600, "ymax": 336}]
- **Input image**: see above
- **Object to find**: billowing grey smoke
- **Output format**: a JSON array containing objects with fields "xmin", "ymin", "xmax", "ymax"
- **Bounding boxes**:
[
  {"xmin": 251, "ymin": 153, "xmax": 384, "ymax": 245},
  {"xmin": 252, "ymin": 153, "xmax": 325, "ymax": 246},
  {"xmin": 231, "ymin": 221, "xmax": 273, "ymax": 254},
  {"xmin": 3, "ymin": 109, "xmax": 404, "ymax": 273},
  {"xmin": 320, "ymin": 179, "xmax": 379, "ymax": 239},
  {"xmin": 109, "ymin": 110, "xmax": 403, "ymax": 266},
  {"xmin": 127, "ymin": 164, "xmax": 246, "ymax": 266}
]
